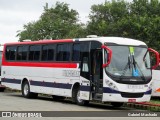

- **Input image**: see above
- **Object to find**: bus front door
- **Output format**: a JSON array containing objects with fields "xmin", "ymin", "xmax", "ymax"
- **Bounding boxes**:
[
  {"xmin": 92, "ymin": 50, "xmax": 103, "ymax": 100},
  {"xmin": 79, "ymin": 56, "xmax": 90, "ymax": 100}
]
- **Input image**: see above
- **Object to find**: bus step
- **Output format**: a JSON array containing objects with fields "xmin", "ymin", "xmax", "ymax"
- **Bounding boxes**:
[
  {"xmin": 93, "ymin": 93, "xmax": 102, "ymax": 100},
  {"xmin": 98, "ymin": 88, "xmax": 103, "ymax": 94}
]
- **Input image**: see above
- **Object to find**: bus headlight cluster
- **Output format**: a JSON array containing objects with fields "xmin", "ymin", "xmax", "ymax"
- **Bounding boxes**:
[
  {"xmin": 105, "ymin": 80, "xmax": 118, "ymax": 90},
  {"xmin": 148, "ymin": 83, "xmax": 153, "ymax": 90}
]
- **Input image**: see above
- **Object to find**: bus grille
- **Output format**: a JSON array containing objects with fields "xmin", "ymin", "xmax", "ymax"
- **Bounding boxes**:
[{"xmin": 120, "ymin": 92, "xmax": 144, "ymax": 98}]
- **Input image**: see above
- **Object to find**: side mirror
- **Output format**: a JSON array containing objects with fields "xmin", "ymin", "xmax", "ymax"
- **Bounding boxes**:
[
  {"xmin": 101, "ymin": 45, "xmax": 112, "ymax": 68},
  {"xmin": 148, "ymin": 48, "xmax": 159, "ymax": 69}
]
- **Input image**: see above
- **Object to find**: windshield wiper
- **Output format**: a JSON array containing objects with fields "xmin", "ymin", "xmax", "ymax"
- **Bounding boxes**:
[
  {"xmin": 132, "ymin": 56, "xmax": 146, "ymax": 81},
  {"xmin": 120, "ymin": 56, "xmax": 131, "ymax": 80},
  {"xmin": 120, "ymin": 55, "xmax": 146, "ymax": 81}
]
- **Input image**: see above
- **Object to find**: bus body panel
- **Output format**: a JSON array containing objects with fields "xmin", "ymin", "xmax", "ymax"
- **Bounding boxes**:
[
  {"xmin": 152, "ymin": 70, "xmax": 160, "ymax": 97},
  {"xmin": 79, "ymin": 76, "xmax": 90, "ymax": 100},
  {"xmin": 1, "ymin": 65, "xmax": 82, "ymax": 97}
]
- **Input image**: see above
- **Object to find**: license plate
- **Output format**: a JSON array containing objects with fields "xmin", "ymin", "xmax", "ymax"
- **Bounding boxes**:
[
  {"xmin": 128, "ymin": 85, "xmax": 144, "ymax": 89},
  {"xmin": 128, "ymin": 99, "xmax": 136, "ymax": 102}
]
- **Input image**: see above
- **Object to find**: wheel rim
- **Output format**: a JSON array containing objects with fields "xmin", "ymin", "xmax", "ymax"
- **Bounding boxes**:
[
  {"xmin": 24, "ymin": 83, "xmax": 29, "ymax": 96},
  {"xmin": 77, "ymin": 90, "xmax": 83, "ymax": 103}
]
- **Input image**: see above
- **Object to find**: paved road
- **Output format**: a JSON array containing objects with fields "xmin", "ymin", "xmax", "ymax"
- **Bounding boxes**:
[
  {"xmin": 0, "ymin": 91, "xmax": 132, "ymax": 111},
  {"xmin": 0, "ymin": 91, "xmax": 159, "ymax": 120}
]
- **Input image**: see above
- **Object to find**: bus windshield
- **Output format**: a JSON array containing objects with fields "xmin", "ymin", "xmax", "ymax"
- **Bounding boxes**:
[{"xmin": 105, "ymin": 46, "xmax": 151, "ymax": 79}]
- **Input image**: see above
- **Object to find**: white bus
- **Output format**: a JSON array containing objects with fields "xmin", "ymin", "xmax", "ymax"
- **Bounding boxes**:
[
  {"xmin": 1, "ymin": 36, "xmax": 159, "ymax": 107},
  {"xmin": 152, "ymin": 56, "xmax": 160, "ymax": 97},
  {"xmin": 0, "ymin": 45, "xmax": 6, "ymax": 92}
]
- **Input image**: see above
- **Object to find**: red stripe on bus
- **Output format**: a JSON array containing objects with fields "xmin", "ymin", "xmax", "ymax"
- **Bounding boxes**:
[{"xmin": 2, "ymin": 62, "xmax": 77, "ymax": 68}]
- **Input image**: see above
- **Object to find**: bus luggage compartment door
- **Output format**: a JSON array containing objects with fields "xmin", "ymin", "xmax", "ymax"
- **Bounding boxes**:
[{"xmin": 80, "ymin": 77, "xmax": 90, "ymax": 100}]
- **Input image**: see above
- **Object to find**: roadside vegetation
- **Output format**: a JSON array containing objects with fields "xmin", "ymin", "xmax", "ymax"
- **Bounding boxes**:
[{"xmin": 17, "ymin": 0, "xmax": 160, "ymax": 51}]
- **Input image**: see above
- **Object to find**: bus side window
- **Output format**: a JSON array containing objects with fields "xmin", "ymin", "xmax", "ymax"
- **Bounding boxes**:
[
  {"xmin": 42, "ymin": 45, "xmax": 55, "ymax": 61},
  {"xmin": 6, "ymin": 46, "xmax": 17, "ymax": 61},
  {"xmin": 72, "ymin": 44, "xmax": 80, "ymax": 61},
  {"xmin": 17, "ymin": 46, "xmax": 28, "ymax": 61},
  {"xmin": 56, "ymin": 44, "xmax": 63, "ymax": 61},
  {"xmin": 56, "ymin": 44, "xmax": 71, "ymax": 61},
  {"xmin": 29, "ymin": 45, "xmax": 41, "ymax": 61},
  {"xmin": 63, "ymin": 44, "xmax": 71, "ymax": 61}
]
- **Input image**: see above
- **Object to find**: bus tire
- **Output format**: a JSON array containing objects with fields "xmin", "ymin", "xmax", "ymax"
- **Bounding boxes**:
[
  {"xmin": 52, "ymin": 95, "xmax": 65, "ymax": 101},
  {"xmin": 111, "ymin": 102, "xmax": 124, "ymax": 108},
  {"xmin": 72, "ymin": 87, "xmax": 89, "ymax": 106},
  {"xmin": 22, "ymin": 80, "xmax": 38, "ymax": 98},
  {"xmin": 0, "ymin": 88, "xmax": 5, "ymax": 92}
]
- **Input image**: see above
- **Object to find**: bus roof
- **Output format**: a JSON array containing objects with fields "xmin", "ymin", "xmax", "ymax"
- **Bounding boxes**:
[
  {"xmin": 4, "ymin": 37, "xmax": 146, "ymax": 46},
  {"xmin": 78, "ymin": 37, "xmax": 146, "ymax": 46}
]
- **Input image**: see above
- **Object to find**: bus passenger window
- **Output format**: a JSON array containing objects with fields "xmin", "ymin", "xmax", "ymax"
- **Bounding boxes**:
[
  {"xmin": 29, "ymin": 45, "xmax": 41, "ymax": 61},
  {"xmin": 42, "ymin": 45, "xmax": 55, "ymax": 61},
  {"xmin": 17, "ymin": 46, "xmax": 28, "ymax": 61},
  {"xmin": 56, "ymin": 44, "xmax": 63, "ymax": 61},
  {"xmin": 56, "ymin": 44, "xmax": 71, "ymax": 61},
  {"xmin": 72, "ymin": 44, "xmax": 80, "ymax": 61},
  {"xmin": 6, "ymin": 46, "xmax": 17, "ymax": 60}
]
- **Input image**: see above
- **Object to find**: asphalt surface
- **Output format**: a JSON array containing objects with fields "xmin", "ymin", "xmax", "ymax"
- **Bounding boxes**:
[
  {"xmin": 0, "ymin": 91, "xmax": 132, "ymax": 111},
  {"xmin": 0, "ymin": 91, "xmax": 159, "ymax": 120}
]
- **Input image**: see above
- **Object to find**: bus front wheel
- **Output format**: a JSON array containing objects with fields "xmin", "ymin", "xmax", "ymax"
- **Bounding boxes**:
[
  {"xmin": 72, "ymin": 87, "xmax": 89, "ymax": 106},
  {"xmin": 22, "ymin": 80, "xmax": 38, "ymax": 98}
]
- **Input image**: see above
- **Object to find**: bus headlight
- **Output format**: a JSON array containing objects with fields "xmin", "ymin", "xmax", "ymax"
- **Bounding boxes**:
[
  {"xmin": 105, "ymin": 80, "xmax": 118, "ymax": 91},
  {"xmin": 148, "ymin": 83, "xmax": 152, "ymax": 90}
]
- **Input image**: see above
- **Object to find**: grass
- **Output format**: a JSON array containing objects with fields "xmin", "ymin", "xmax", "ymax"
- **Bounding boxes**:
[{"xmin": 150, "ymin": 99, "xmax": 160, "ymax": 105}]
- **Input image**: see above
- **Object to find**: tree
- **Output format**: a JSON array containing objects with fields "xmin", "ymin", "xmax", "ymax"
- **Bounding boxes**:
[
  {"xmin": 87, "ymin": 0, "xmax": 160, "ymax": 51},
  {"xmin": 87, "ymin": 0, "xmax": 129, "ymax": 36},
  {"xmin": 17, "ymin": 2, "xmax": 87, "ymax": 41}
]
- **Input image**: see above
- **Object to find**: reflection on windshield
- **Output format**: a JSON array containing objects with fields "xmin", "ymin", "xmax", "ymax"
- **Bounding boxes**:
[{"xmin": 105, "ymin": 46, "xmax": 151, "ymax": 78}]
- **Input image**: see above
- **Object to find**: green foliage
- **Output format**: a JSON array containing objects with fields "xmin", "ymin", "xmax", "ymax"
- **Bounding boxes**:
[
  {"xmin": 17, "ymin": 2, "xmax": 87, "ymax": 41},
  {"xmin": 87, "ymin": 0, "xmax": 160, "ymax": 51},
  {"xmin": 17, "ymin": 0, "xmax": 160, "ymax": 51},
  {"xmin": 87, "ymin": 0, "xmax": 129, "ymax": 36}
]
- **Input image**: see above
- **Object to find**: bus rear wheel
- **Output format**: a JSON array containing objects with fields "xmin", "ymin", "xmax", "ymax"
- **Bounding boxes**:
[
  {"xmin": 22, "ymin": 80, "xmax": 38, "ymax": 98},
  {"xmin": 72, "ymin": 87, "xmax": 89, "ymax": 106},
  {"xmin": 111, "ymin": 102, "xmax": 124, "ymax": 108}
]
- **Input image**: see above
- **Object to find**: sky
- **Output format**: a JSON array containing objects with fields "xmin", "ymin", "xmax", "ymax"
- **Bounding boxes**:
[{"xmin": 0, "ymin": 0, "xmax": 132, "ymax": 44}]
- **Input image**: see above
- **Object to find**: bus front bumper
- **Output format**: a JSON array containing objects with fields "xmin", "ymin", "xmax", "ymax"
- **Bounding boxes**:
[{"xmin": 102, "ymin": 92, "xmax": 151, "ymax": 103}]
